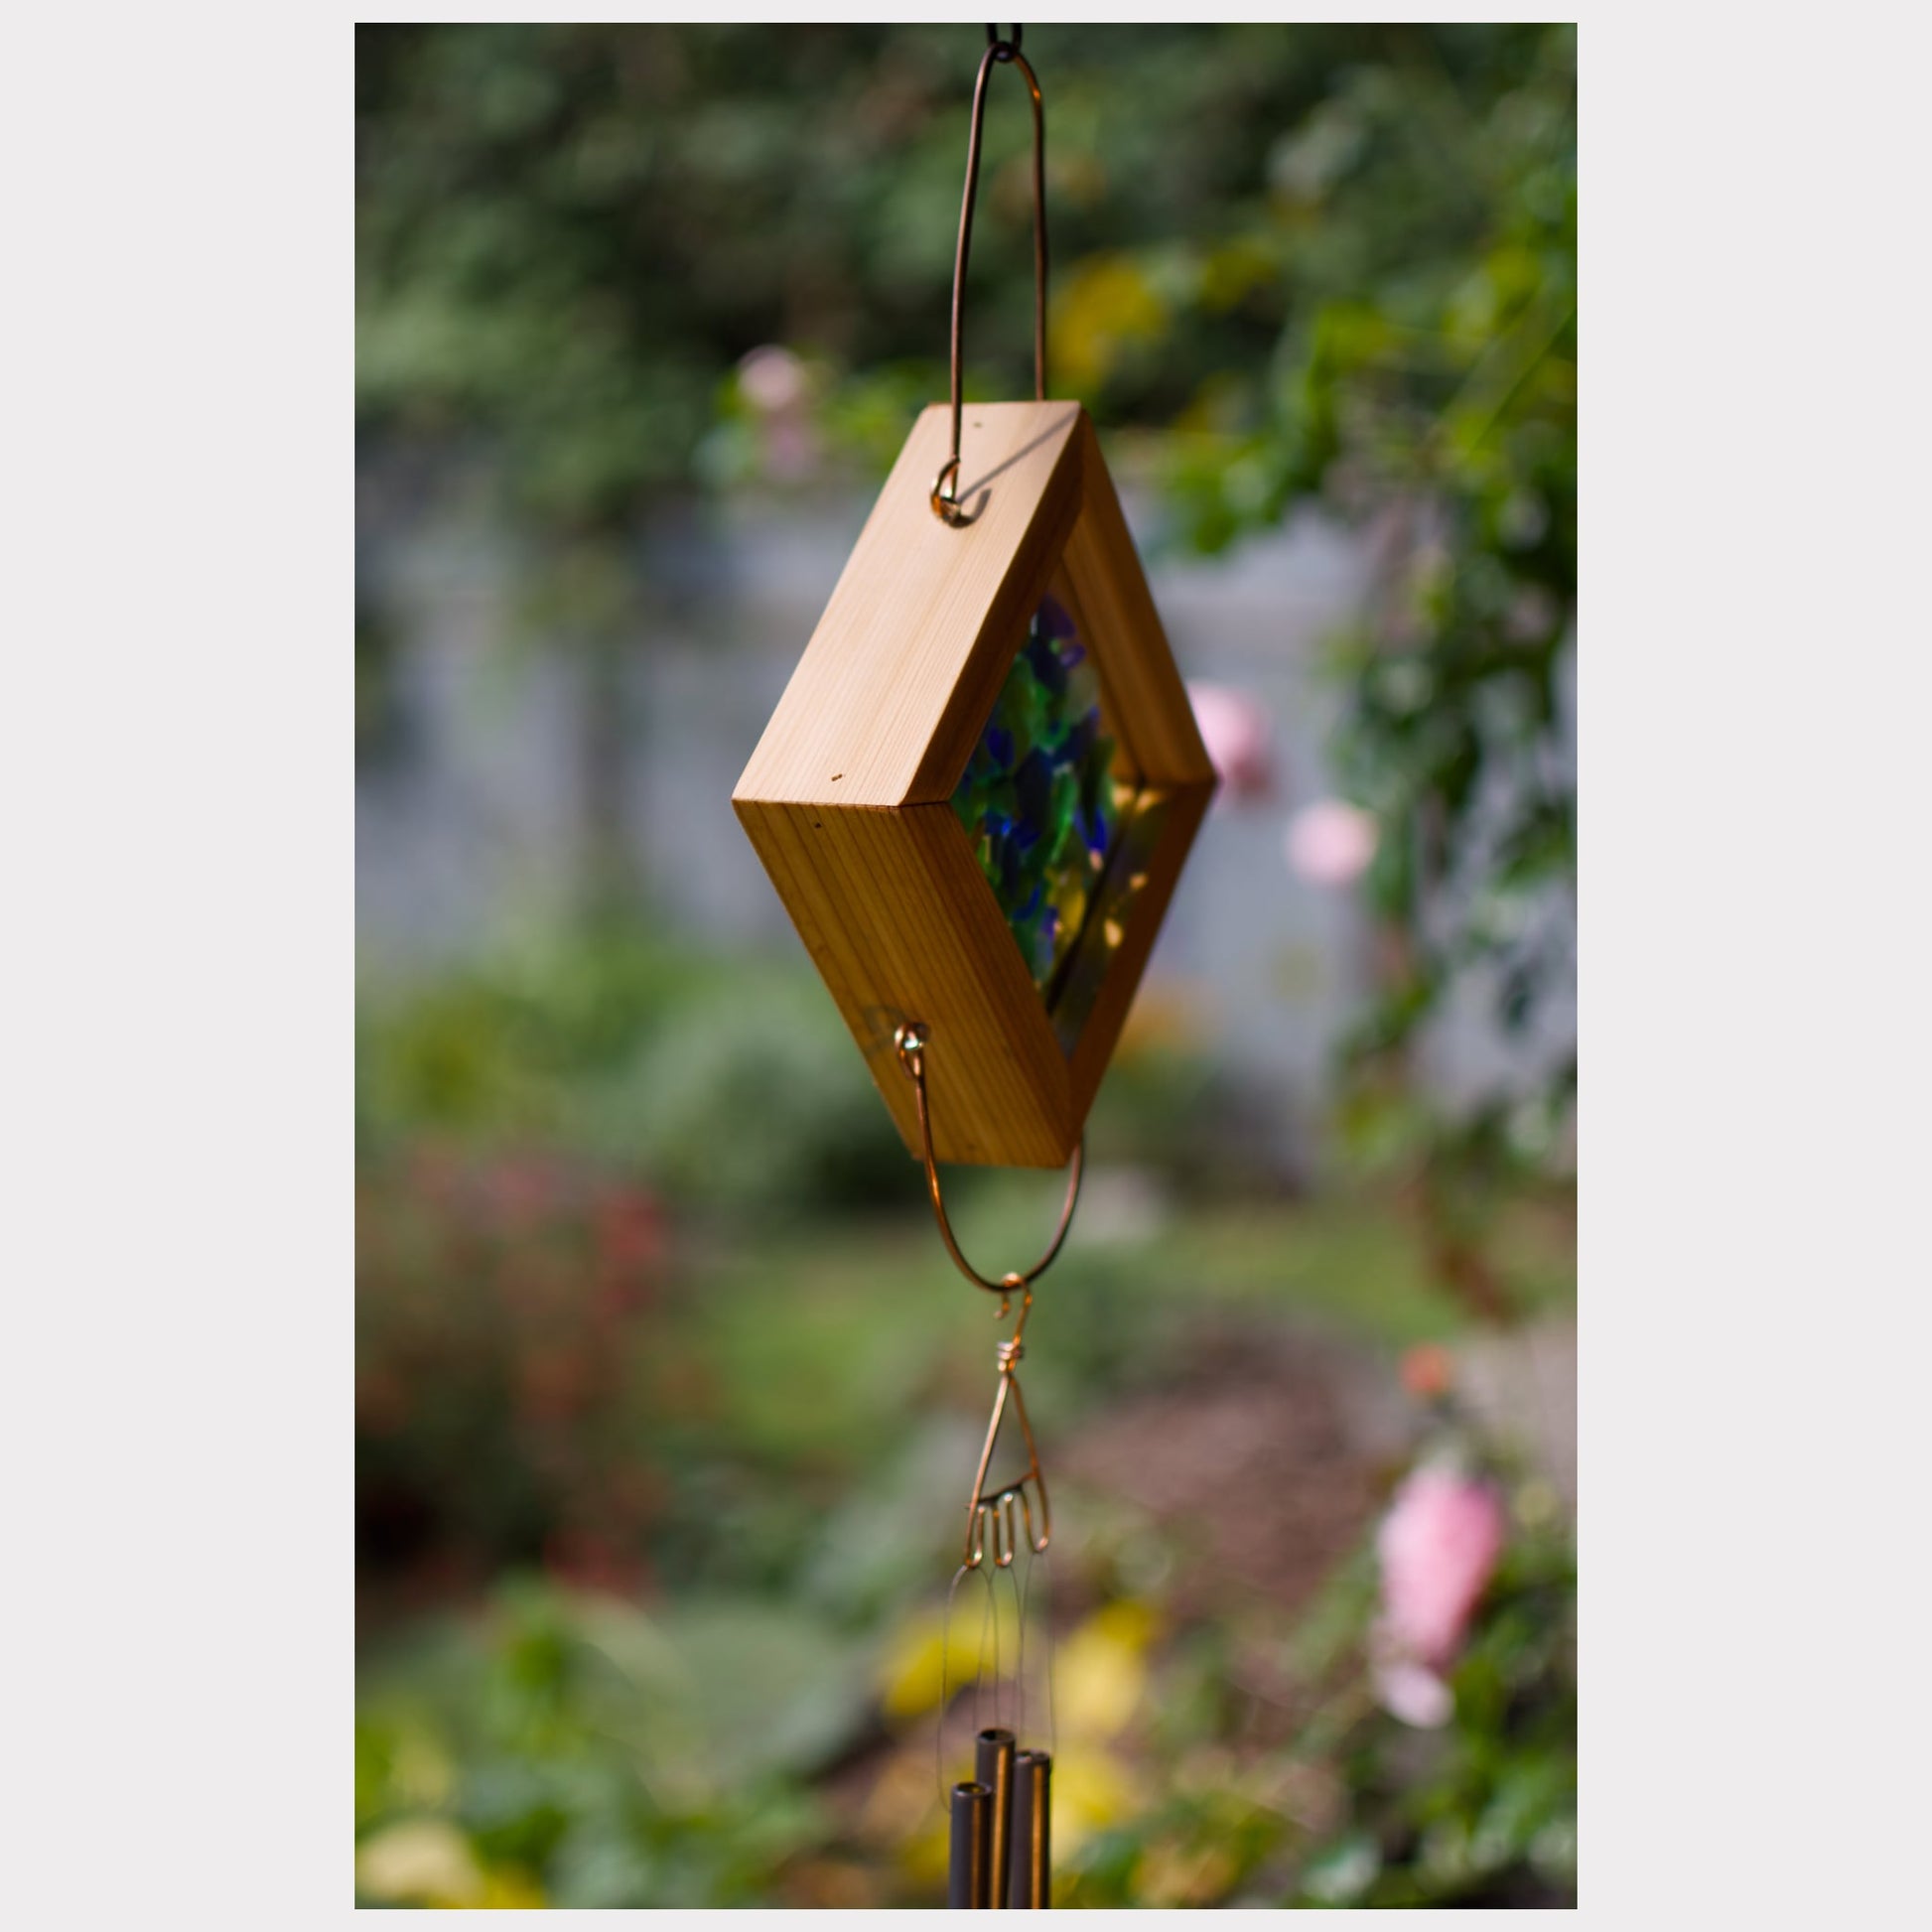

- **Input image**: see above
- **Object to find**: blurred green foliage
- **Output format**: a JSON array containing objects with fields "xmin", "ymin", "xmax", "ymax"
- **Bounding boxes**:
[
  {"xmin": 356, "ymin": 966, "xmax": 1570, "ymax": 1585},
  {"xmin": 1049, "ymin": 1518, "xmax": 1576, "ymax": 1909},
  {"xmin": 1147, "ymin": 31, "xmax": 1578, "ymax": 1188},
  {"xmin": 356, "ymin": 1583, "xmax": 846, "ymax": 1906},
  {"xmin": 354, "ymin": 933, "xmax": 1254, "ymax": 1216},
  {"xmin": 1281, "ymin": 1533, "xmax": 1578, "ymax": 1907},
  {"xmin": 357, "ymin": 19, "xmax": 1577, "ymax": 1247},
  {"xmin": 355, "ymin": 1493, "xmax": 1575, "ymax": 1907},
  {"xmin": 355, "ymin": 25, "xmax": 1578, "ymax": 1908},
  {"xmin": 357, "ymin": 1055, "xmax": 1576, "ymax": 1903},
  {"xmin": 354, "ymin": 936, "xmax": 909, "ymax": 1215},
  {"xmin": 356, "ymin": 25, "xmax": 1567, "ymax": 487}
]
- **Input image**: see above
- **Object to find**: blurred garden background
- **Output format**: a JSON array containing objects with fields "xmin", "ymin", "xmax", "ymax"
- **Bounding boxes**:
[{"xmin": 355, "ymin": 22, "xmax": 1576, "ymax": 1909}]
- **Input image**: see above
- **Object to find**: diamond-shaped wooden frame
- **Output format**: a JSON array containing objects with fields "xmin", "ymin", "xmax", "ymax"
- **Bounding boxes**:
[{"xmin": 733, "ymin": 400, "xmax": 1216, "ymax": 1168}]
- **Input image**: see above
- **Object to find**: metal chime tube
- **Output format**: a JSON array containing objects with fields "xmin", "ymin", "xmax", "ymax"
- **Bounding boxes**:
[
  {"xmin": 975, "ymin": 1727, "xmax": 1017, "ymax": 1906},
  {"xmin": 949, "ymin": 1780, "xmax": 995, "ymax": 1907},
  {"xmin": 1007, "ymin": 1749, "xmax": 1052, "ymax": 1907}
]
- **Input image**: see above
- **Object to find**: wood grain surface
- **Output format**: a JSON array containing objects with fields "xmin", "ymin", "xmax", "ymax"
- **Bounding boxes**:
[
  {"xmin": 1060, "ymin": 411, "xmax": 1216, "ymax": 789},
  {"xmin": 733, "ymin": 795, "xmax": 1071, "ymax": 1166},
  {"xmin": 734, "ymin": 401, "xmax": 1083, "ymax": 809},
  {"xmin": 732, "ymin": 401, "xmax": 1218, "ymax": 1167}
]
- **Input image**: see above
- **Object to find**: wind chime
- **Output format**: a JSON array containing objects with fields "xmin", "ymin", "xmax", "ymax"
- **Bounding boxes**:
[{"xmin": 734, "ymin": 24, "xmax": 1216, "ymax": 1906}]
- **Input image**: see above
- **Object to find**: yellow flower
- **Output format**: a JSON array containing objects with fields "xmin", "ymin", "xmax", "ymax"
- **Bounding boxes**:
[
  {"xmin": 876, "ymin": 1609, "xmax": 952, "ymax": 1724},
  {"xmin": 355, "ymin": 1820, "xmax": 483, "ymax": 1906},
  {"xmin": 1051, "ymin": 256, "xmax": 1169, "ymax": 395},
  {"xmin": 474, "ymin": 1867, "xmax": 547, "ymax": 1908},
  {"xmin": 1049, "ymin": 1750, "xmax": 1144, "ymax": 1858},
  {"xmin": 1054, "ymin": 1599, "xmax": 1159, "ymax": 1741},
  {"xmin": 355, "ymin": 1820, "xmax": 545, "ymax": 1909}
]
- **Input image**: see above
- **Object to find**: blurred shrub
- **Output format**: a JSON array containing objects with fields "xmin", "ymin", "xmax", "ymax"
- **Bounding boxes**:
[
  {"xmin": 586, "ymin": 979, "xmax": 908, "ymax": 1215},
  {"xmin": 355, "ymin": 1469, "xmax": 1576, "ymax": 1907},
  {"xmin": 1085, "ymin": 1035, "xmax": 1297, "ymax": 1198},
  {"xmin": 1148, "ymin": 25, "xmax": 1579, "ymax": 1266},
  {"xmin": 1051, "ymin": 1496, "xmax": 1576, "ymax": 1908},
  {"xmin": 356, "ymin": 934, "xmax": 710, "ymax": 1152},
  {"xmin": 358, "ymin": 931, "xmax": 907, "ymax": 1217},
  {"xmin": 356, "ymin": 1146, "xmax": 669, "ymax": 1585},
  {"xmin": 356, "ymin": 1580, "xmax": 863, "ymax": 1907},
  {"xmin": 356, "ymin": 25, "xmax": 1568, "ymax": 506},
  {"xmin": 1289, "ymin": 1522, "xmax": 1577, "ymax": 1907},
  {"xmin": 360, "ymin": 926, "xmax": 1247, "ymax": 1219}
]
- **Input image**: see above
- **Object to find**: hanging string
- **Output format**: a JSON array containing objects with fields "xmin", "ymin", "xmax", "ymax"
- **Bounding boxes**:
[
  {"xmin": 1017, "ymin": 1541, "xmax": 1056, "ymax": 1762},
  {"xmin": 984, "ymin": 1560, "xmax": 1001, "ymax": 1732},
  {"xmin": 936, "ymin": 1562, "xmax": 974, "ymax": 1807},
  {"xmin": 936, "ymin": 1530, "xmax": 1061, "ymax": 1892},
  {"xmin": 1039, "ymin": 1545, "xmax": 1057, "ymax": 1760},
  {"xmin": 1012, "ymin": 1561, "xmax": 1028, "ymax": 1746},
  {"xmin": 937, "ymin": 1557, "xmax": 1008, "ymax": 1805}
]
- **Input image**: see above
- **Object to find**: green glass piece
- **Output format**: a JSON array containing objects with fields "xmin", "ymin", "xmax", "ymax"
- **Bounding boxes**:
[{"xmin": 950, "ymin": 593, "xmax": 1120, "ymax": 1001}]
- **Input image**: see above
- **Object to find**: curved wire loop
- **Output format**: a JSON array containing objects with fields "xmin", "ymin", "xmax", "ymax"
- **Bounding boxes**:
[
  {"xmin": 932, "ymin": 36, "xmax": 1047, "ymax": 523},
  {"xmin": 896, "ymin": 1022, "xmax": 1066, "ymax": 1570},
  {"xmin": 895, "ymin": 1023, "xmax": 1081, "ymax": 1297}
]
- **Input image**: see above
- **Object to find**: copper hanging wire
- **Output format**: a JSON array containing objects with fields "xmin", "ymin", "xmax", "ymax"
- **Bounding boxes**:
[
  {"xmin": 931, "ymin": 27, "xmax": 1048, "ymax": 522},
  {"xmin": 960, "ymin": 1295, "xmax": 1051, "ymax": 1571},
  {"xmin": 896, "ymin": 1024, "xmax": 1080, "ymax": 1297}
]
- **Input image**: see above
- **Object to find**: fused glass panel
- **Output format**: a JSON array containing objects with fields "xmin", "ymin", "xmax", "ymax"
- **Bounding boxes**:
[
  {"xmin": 1045, "ymin": 784, "xmax": 1170, "ymax": 1052},
  {"xmin": 952, "ymin": 581, "xmax": 1146, "ymax": 1034}
]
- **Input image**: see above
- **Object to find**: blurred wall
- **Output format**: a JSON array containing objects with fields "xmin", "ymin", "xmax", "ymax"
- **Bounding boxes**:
[{"xmin": 356, "ymin": 464, "xmax": 1572, "ymax": 1141}]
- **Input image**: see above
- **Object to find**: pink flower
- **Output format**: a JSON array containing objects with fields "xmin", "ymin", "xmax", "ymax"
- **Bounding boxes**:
[
  {"xmin": 737, "ymin": 345, "xmax": 807, "ymax": 413},
  {"xmin": 1370, "ymin": 1466, "xmax": 1506, "ymax": 1727},
  {"xmin": 1285, "ymin": 799, "xmax": 1377, "ymax": 886},
  {"xmin": 737, "ymin": 345, "xmax": 820, "ymax": 481},
  {"xmin": 1375, "ymin": 1465, "xmax": 1505, "ymax": 1674},
  {"xmin": 1372, "ymin": 1657, "xmax": 1454, "ymax": 1729},
  {"xmin": 1186, "ymin": 682, "xmax": 1277, "ymax": 804}
]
